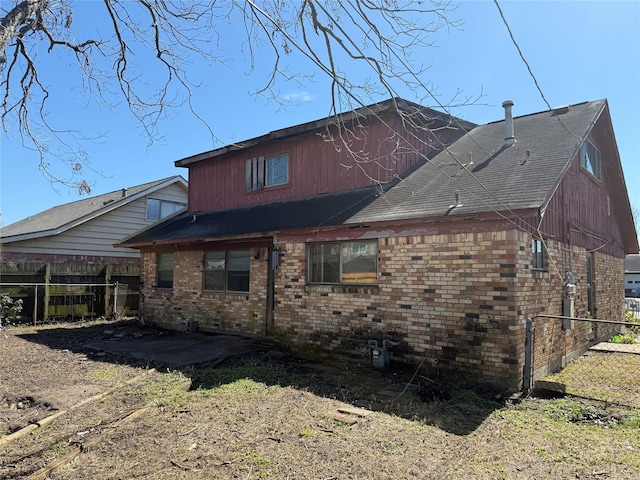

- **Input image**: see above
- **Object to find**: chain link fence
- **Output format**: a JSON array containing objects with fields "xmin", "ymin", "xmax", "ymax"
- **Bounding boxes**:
[
  {"xmin": 527, "ymin": 308, "xmax": 640, "ymax": 408},
  {"xmin": 0, "ymin": 283, "xmax": 130, "ymax": 325}
]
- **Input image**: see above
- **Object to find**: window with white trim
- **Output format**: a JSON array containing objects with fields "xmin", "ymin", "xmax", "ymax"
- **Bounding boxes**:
[
  {"xmin": 246, "ymin": 154, "xmax": 289, "ymax": 191},
  {"xmin": 146, "ymin": 198, "xmax": 186, "ymax": 221},
  {"xmin": 203, "ymin": 250, "xmax": 250, "ymax": 293},
  {"xmin": 580, "ymin": 140, "xmax": 601, "ymax": 179},
  {"xmin": 308, "ymin": 240, "xmax": 378, "ymax": 285}
]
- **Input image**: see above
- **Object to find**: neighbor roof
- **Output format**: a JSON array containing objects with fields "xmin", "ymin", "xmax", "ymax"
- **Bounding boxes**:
[
  {"xmin": 1, "ymin": 176, "xmax": 187, "ymax": 243},
  {"xmin": 625, "ymin": 255, "xmax": 640, "ymax": 273}
]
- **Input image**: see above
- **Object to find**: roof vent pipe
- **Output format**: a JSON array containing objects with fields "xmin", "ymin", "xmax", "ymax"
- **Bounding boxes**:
[
  {"xmin": 502, "ymin": 100, "xmax": 516, "ymax": 146},
  {"xmin": 122, "ymin": 188, "xmax": 128, "ymax": 198}
]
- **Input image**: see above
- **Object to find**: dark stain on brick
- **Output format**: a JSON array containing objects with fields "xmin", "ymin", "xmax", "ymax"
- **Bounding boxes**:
[
  {"xmin": 500, "ymin": 272, "xmax": 516, "ymax": 277},
  {"xmin": 284, "ymin": 285, "xmax": 292, "ymax": 288},
  {"xmin": 465, "ymin": 312, "xmax": 480, "ymax": 319},
  {"xmin": 442, "ymin": 346, "xmax": 457, "ymax": 358},
  {"xmin": 290, "ymin": 278, "xmax": 299, "ymax": 282},
  {"xmin": 424, "ymin": 288, "xmax": 436, "ymax": 294},
  {"xmin": 411, "ymin": 255, "xmax": 423, "ymax": 260},
  {"xmin": 381, "ymin": 272, "xmax": 392, "ymax": 276},
  {"xmin": 367, "ymin": 306, "xmax": 377, "ymax": 311},
  {"xmin": 359, "ymin": 313, "xmax": 368, "ymax": 317},
  {"xmin": 494, "ymin": 286, "xmax": 508, "ymax": 292},
  {"xmin": 372, "ymin": 317, "xmax": 382, "ymax": 323},
  {"xmin": 479, "ymin": 304, "xmax": 493, "ymax": 310},
  {"xmin": 332, "ymin": 310, "xmax": 342, "ymax": 315},
  {"xmin": 294, "ymin": 294, "xmax": 303, "ymax": 299},
  {"xmin": 493, "ymin": 296, "xmax": 508, "ymax": 301},
  {"xmin": 400, "ymin": 304, "xmax": 412, "ymax": 309},
  {"xmin": 459, "ymin": 254, "xmax": 472, "ymax": 260},
  {"xmin": 320, "ymin": 293, "xmax": 329, "ymax": 297},
  {"xmin": 465, "ymin": 322, "xmax": 488, "ymax": 333},
  {"xmin": 499, "ymin": 263, "xmax": 516, "ymax": 268}
]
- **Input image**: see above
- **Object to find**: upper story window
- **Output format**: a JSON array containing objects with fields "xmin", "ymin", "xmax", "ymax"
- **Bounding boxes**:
[
  {"xmin": 246, "ymin": 154, "xmax": 289, "ymax": 192},
  {"xmin": 308, "ymin": 240, "xmax": 378, "ymax": 285},
  {"xmin": 147, "ymin": 198, "xmax": 186, "ymax": 221},
  {"xmin": 580, "ymin": 140, "xmax": 601, "ymax": 180},
  {"xmin": 157, "ymin": 253, "xmax": 174, "ymax": 289},
  {"xmin": 203, "ymin": 250, "xmax": 250, "ymax": 293},
  {"xmin": 531, "ymin": 238, "xmax": 545, "ymax": 270}
]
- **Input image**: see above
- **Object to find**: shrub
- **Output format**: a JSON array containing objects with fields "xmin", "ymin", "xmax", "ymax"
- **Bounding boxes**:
[{"xmin": 0, "ymin": 294, "xmax": 23, "ymax": 328}]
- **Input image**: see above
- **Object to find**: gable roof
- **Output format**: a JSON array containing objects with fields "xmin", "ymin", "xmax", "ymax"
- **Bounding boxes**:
[
  {"xmin": 348, "ymin": 100, "xmax": 605, "ymax": 223},
  {"xmin": 120, "ymin": 99, "xmax": 637, "ymax": 253},
  {"xmin": 1, "ymin": 176, "xmax": 187, "ymax": 244},
  {"xmin": 174, "ymin": 97, "xmax": 476, "ymax": 167}
]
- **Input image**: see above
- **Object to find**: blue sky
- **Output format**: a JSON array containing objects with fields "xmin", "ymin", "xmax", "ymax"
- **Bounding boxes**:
[{"xmin": 1, "ymin": 1, "xmax": 639, "ymax": 230}]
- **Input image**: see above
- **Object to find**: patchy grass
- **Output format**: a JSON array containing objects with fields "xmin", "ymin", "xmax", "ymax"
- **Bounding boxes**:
[
  {"xmin": 544, "ymin": 351, "xmax": 640, "ymax": 407},
  {"xmin": 3, "ymin": 320, "xmax": 640, "ymax": 479}
]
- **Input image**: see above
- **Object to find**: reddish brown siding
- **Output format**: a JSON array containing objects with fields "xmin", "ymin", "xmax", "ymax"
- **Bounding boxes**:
[
  {"xmin": 540, "ymin": 114, "xmax": 625, "ymax": 258},
  {"xmin": 187, "ymin": 112, "xmax": 460, "ymax": 212}
]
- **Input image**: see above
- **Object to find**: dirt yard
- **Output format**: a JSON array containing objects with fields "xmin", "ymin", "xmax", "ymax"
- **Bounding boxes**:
[{"xmin": 1, "ymin": 318, "xmax": 639, "ymax": 479}]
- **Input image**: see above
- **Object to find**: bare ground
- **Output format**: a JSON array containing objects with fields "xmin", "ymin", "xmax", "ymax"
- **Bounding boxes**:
[{"xmin": 1, "ymin": 318, "xmax": 639, "ymax": 479}]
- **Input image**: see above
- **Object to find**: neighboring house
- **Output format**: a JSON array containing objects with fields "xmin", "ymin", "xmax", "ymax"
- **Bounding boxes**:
[
  {"xmin": 1, "ymin": 176, "xmax": 187, "ymax": 318},
  {"xmin": 118, "ymin": 98, "xmax": 638, "ymax": 389},
  {"xmin": 625, "ymin": 254, "xmax": 640, "ymax": 297}
]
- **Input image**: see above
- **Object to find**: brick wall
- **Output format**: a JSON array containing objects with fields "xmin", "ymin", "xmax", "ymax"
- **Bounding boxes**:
[
  {"xmin": 138, "ymin": 230, "xmax": 625, "ymax": 389},
  {"xmin": 274, "ymin": 230, "xmax": 526, "ymax": 388},
  {"xmin": 140, "ymin": 249, "xmax": 269, "ymax": 334},
  {"xmin": 527, "ymin": 241, "xmax": 624, "ymax": 380}
]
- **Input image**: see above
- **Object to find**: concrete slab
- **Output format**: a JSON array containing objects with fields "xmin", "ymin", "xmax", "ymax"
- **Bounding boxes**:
[{"xmin": 85, "ymin": 332, "xmax": 269, "ymax": 367}]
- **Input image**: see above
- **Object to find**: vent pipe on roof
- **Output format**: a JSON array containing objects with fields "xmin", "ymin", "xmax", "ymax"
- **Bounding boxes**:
[
  {"xmin": 122, "ymin": 188, "xmax": 128, "ymax": 198},
  {"xmin": 502, "ymin": 100, "xmax": 516, "ymax": 146}
]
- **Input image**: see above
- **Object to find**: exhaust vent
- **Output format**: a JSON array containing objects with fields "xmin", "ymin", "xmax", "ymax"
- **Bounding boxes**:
[{"xmin": 502, "ymin": 100, "xmax": 516, "ymax": 146}]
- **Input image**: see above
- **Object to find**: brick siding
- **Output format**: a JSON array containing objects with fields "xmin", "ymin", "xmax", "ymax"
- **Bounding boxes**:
[
  {"xmin": 138, "ymin": 230, "xmax": 625, "ymax": 389},
  {"xmin": 140, "ymin": 249, "xmax": 268, "ymax": 334}
]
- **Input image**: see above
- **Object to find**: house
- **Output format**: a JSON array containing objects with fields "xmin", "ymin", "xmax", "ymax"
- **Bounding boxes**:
[
  {"xmin": 1, "ymin": 176, "xmax": 187, "ymax": 318},
  {"xmin": 625, "ymin": 254, "xmax": 640, "ymax": 297},
  {"xmin": 118, "ymin": 99, "xmax": 638, "ymax": 389}
]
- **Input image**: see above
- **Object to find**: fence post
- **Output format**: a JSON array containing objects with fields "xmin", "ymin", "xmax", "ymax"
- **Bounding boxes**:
[
  {"xmin": 33, "ymin": 284, "xmax": 38, "ymax": 326},
  {"xmin": 523, "ymin": 317, "xmax": 533, "ymax": 394},
  {"xmin": 43, "ymin": 262, "xmax": 51, "ymax": 322},
  {"xmin": 113, "ymin": 282, "xmax": 118, "ymax": 320}
]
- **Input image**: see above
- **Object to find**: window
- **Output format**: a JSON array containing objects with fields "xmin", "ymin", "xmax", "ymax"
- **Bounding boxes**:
[
  {"xmin": 204, "ymin": 250, "xmax": 250, "ymax": 292},
  {"xmin": 580, "ymin": 140, "xmax": 601, "ymax": 179},
  {"xmin": 246, "ymin": 154, "xmax": 289, "ymax": 191},
  {"xmin": 308, "ymin": 240, "xmax": 378, "ymax": 285},
  {"xmin": 157, "ymin": 253, "xmax": 174, "ymax": 289},
  {"xmin": 147, "ymin": 198, "xmax": 186, "ymax": 221},
  {"xmin": 531, "ymin": 238, "xmax": 545, "ymax": 270}
]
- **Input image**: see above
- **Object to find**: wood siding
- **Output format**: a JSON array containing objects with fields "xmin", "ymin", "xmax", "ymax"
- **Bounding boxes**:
[
  {"xmin": 187, "ymin": 112, "xmax": 462, "ymax": 212},
  {"xmin": 2, "ymin": 183, "xmax": 187, "ymax": 258},
  {"xmin": 540, "ymin": 113, "xmax": 626, "ymax": 258}
]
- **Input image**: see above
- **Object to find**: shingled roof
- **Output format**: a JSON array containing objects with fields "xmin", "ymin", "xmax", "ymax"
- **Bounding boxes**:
[
  {"xmin": 118, "ymin": 187, "xmax": 379, "ymax": 247},
  {"xmin": 120, "ymin": 99, "xmax": 634, "ymax": 249},
  {"xmin": 348, "ymin": 100, "xmax": 604, "ymax": 223},
  {"xmin": 1, "ymin": 176, "xmax": 186, "ymax": 243},
  {"xmin": 626, "ymin": 255, "xmax": 640, "ymax": 273}
]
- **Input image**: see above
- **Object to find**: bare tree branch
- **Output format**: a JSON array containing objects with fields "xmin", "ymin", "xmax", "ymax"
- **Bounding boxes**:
[{"xmin": 1, "ymin": 0, "xmax": 481, "ymax": 194}]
